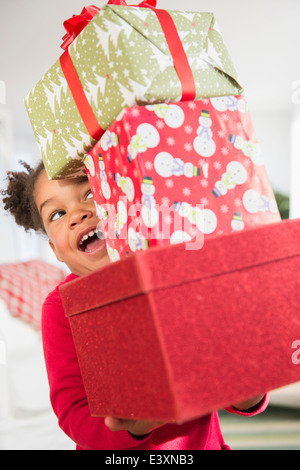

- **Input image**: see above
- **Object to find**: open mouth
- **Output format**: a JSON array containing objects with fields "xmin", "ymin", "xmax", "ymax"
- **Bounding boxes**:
[{"xmin": 78, "ymin": 227, "xmax": 105, "ymax": 253}]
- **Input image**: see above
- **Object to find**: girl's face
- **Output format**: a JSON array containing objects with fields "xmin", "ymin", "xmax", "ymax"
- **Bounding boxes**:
[{"xmin": 34, "ymin": 170, "xmax": 110, "ymax": 276}]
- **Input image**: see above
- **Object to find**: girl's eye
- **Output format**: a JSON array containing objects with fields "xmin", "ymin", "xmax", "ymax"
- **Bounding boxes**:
[
  {"xmin": 50, "ymin": 210, "xmax": 65, "ymax": 222},
  {"xmin": 86, "ymin": 190, "xmax": 93, "ymax": 200}
]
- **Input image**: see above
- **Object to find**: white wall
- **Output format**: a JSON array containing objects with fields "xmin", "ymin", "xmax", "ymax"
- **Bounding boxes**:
[
  {"xmin": 0, "ymin": 143, "xmax": 64, "ymax": 268},
  {"xmin": 250, "ymin": 108, "xmax": 291, "ymax": 195},
  {"xmin": 290, "ymin": 106, "xmax": 300, "ymax": 219}
]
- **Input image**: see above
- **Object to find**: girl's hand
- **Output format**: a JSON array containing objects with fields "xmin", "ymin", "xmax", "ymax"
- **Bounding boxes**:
[
  {"xmin": 232, "ymin": 394, "xmax": 265, "ymax": 411},
  {"xmin": 104, "ymin": 416, "xmax": 164, "ymax": 437}
]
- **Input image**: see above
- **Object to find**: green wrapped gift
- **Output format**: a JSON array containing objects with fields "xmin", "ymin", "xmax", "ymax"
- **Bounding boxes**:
[{"xmin": 25, "ymin": 3, "xmax": 243, "ymax": 179}]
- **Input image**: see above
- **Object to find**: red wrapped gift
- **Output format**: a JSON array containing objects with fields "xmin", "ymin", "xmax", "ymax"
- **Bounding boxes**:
[
  {"xmin": 84, "ymin": 97, "xmax": 280, "ymax": 261},
  {"xmin": 60, "ymin": 219, "xmax": 300, "ymax": 421}
]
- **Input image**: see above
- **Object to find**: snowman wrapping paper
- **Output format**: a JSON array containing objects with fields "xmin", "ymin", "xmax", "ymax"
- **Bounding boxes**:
[
  {"xmin": 84, "ymin": 97, "xmax": 281, "ymax": 262},
  {"xmin": 24, "ymin": 2, "xmax": 243, "ymax": 180}
]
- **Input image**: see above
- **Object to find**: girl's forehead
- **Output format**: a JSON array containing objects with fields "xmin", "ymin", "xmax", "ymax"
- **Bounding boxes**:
[{"xmin": 34, "ymin": 171, "xmax": 89, "ymax": 208}]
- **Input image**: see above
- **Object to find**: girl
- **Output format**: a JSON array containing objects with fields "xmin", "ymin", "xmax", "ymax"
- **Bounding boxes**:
[{"xmin": 1, "ymin": 160, "xmax": 268, "ymax": 450}]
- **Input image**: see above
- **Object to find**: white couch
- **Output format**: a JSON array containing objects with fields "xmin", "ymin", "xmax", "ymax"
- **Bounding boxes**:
[{"xmin": 0, "ymin": 298, "xmax": 74, "ymax": 450}]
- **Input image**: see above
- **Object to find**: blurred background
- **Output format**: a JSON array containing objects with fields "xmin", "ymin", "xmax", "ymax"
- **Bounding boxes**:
[{"xmin": 0, "ymin": 0, "xmax": 299, "ymax": 450}]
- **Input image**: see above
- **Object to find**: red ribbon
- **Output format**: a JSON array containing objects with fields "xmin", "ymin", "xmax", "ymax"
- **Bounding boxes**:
[
  {"xmin": 60, "ymin": 52, "xmax": 103, "ymax": 141},
  {"xmin": 154, "ymin": 10, "xmax": 196, "ymax": 101},
  {"xmin": 61, "ymin": 0, "xmax": 157, "ymax": 49},
  {"xmin": 60, "ymin": 5, "xmax": 103, "ymax": 140},
  {"xmin": 107, "ymin": 0, "xmax": 130, "ymax": 5},
  {"xmin": 61, "ymin": 6, "xmax": 100, "ymax": 51},
  {"xmin": 60, "ymin": 0, "xmax": 196, "ymax": 142},
  {"xmin": 108, "ymin": 0, "xmax": 157, "ymax": 7}
]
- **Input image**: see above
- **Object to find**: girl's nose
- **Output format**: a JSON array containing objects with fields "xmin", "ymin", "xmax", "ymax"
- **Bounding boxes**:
[{"xmin": 68, "ymin": 209, "xmax": 93, "ymax": 229}]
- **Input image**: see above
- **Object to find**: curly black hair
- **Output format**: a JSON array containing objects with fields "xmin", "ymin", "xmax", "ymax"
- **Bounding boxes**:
[{"xmin": 1, "ymin": 160, "xmax": 46, "ymax": 234}]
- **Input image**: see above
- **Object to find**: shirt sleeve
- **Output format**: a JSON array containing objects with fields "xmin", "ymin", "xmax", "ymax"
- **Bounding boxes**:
[
  {"xmin": 42, "ymin": 294, "xmax": 152, "ymax": 450},
  {"xmin": 225, "ymin": 393, "xmax": 269, "ymax": 417}
]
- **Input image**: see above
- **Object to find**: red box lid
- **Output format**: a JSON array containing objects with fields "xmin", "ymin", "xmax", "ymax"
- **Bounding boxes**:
[{"xmin": 61, "ymin": 219, "xmax": 300, "ymax": 318}]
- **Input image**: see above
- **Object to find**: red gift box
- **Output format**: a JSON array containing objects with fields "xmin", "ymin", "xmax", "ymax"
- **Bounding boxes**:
[
  {"xmin": 84, "ymin": 97, "xmax": 280, "ymax": 261},
  {"xmin": 60, "ymin": 219, "xmax": 300, "ymax": 421}
]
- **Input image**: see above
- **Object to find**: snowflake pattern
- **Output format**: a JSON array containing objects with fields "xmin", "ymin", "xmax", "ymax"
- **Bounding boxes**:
[
  {"xmin": 184, "ymin": 125, "xmax": 193, "ymax": 134},
  {"xmin": 144, "ymin": 160, "xmax": 154, "ymax": 171},
  {"xmin": 156, "ymin": 120, "xmax": 165, "ymax": 129},
  {"xmin": 183, "ymin": 187, "xmax": 191, "ymax": 197},
  {"xmin": 221, "ymin": 113, "xmax": 230, "ymax": 122},
  {"xmin": 234, "ymin": 198, "xmax": 242, "ymax": 207},
  {"xmin": 200, "ymin": 179, "xmax": 209, "ymax": 187},
  {"xmin": 131, "ymin": 108, "xmax": 141, "ymax": 117},
  {"xmin": 167, "ymin": 136, "xmax": 176, "ymax": 146},
  {"xmin": 200, "ymin": 197, "xmax": 209, "ymax": 206},
  {"xmin": 221, "ymin": 147, "xmax": 229, "ymax": 155},
  {"xmin": 161, "ymin": 196, "xmax": 170, "ymax": 206},
  {"xmin": 188, "ymin": 101, "xmax": 197, "ymax": 110},
  {"xmin": 220, "ymin": 204, "xmax": 229, "ymax": 213},
  {"xmin": 165, "ymin": 179, "xmax": 174, "ymax": 188},
  {"xmin": 213, "ymin": 161, "xmax": 222, "ymax": 170},
  {"xmin": 184, "ymin": 142, "xmax": 193, "ymax": 152}
]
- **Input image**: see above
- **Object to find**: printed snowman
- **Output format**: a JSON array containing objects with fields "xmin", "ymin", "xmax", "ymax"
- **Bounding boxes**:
[
  {"xmin": 146, "ymin": 103, "xmax": 185, "ymax": 128},
  {"xmin": 94, "ymin": 203, "xmax": 115, "ymax": 242},
  {"xmin": 231, "ymin": 212, "xmax": 245, "ymax": 231},
  {"xmin": 114, "ymin": 172, "xmax": 135, "ymax": 202},
  {"xmin": 141, "ymin": 176, "xmax": 156, "ymax": 210},
  {"xmin": 170, "ymin": 230, "xmax": 192, "ymax": 245},
  {"xmin": 243, "ymin": 189, "xmax": 279, "ymax": 214},
  {"xmin": 128, "ymin": 227, "xmax": 149, "ymax": 253},
  {"xmin": 212, "ymin": 161, "xmax": 247, "ymax": 198},
  {"xmin": 84, "ymin": 154, "xmax": 96, "ymax": 177},
  {"xmin": 140, "ymin": 176, "xmax": 159, "ymax": 229},
  {"xmin": 115, "ymin": 200, "xmax": 128, "ymax": 238},
  {"xmin": 194, "ymin": 110, "xmax": 216, "ymax": 158},
  {"xmin": 210, "ymin": 96, "xmax": 248, "ymax": 113},
  {"xmin": 127, "ymin": 123, "xmax": 160, "ymax": 162},
  {"xmin": 98, "ymin": 155, "xmax": 111, "ymax": 200},
  {"xmin": 228, "ymin": 134, "xmax": 264, "ymax": 166},
  {"xmin": 95, "ymin": 202, "xmax": 108, "ymax": 223},
  {"xmin": 100, "ymin": 130, "xmax": 119, "ymax": 152},
  {"xmin": 106, "ymin": 242, "xmax": 120, "ymax": 262},
  {"xmin": 154, "ymin": 152, "xmax": 203, "ymax": 179},
  {"xmin": 173, "ymin": 201, "xmax": 217, "ymax": 235}
]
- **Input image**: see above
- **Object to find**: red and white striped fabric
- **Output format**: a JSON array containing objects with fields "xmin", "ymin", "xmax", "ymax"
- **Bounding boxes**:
[{"xmin": 0, "ymin": 260, "xmax": 66, "ymax": 330}]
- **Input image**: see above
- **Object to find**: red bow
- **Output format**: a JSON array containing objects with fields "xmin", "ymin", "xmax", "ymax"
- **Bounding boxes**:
[
  {"xmin": 61, "ymin": 5, "xmax": 100, "ymax": 50},
  {"xmin": 107, "ymin": 0, "xmax": 157, "ymax": 6},
  {"xmin": 61, "ymin": 1, "xmax": 157, "ymax": 50}
]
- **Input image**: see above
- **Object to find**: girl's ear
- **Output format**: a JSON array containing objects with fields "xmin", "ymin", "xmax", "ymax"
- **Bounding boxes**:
[{"xmin": 49, "ymin": 240, "xmax": 64, "ymax": 263}]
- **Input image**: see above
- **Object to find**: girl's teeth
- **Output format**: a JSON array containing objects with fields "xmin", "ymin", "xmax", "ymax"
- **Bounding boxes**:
[{"xmin": 80, "ymin": 229, "xmax": 99, "ymax": 246}]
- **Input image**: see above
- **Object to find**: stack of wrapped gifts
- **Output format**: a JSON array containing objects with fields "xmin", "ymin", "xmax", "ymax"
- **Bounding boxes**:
[
  {"xmin": 25, "ymin": 0, "xmax": 281, "ymax": 259},
  {"xmin": 25, "ymin": 0, "xmax": 300, "ymax": 420}
]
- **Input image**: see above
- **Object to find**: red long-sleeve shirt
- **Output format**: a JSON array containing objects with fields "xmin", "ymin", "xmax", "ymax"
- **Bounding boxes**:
[{"xmin": 42, "ymin": 273, "xmax": 268, "ymax": 450}]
